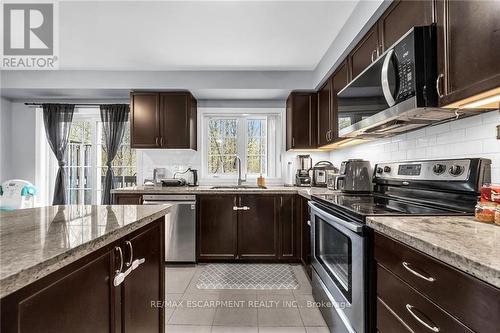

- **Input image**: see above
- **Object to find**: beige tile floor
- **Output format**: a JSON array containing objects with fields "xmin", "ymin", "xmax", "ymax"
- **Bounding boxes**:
[{"xmin": 165, "ymin": 264, "xmax": 329, "ymax": 333}]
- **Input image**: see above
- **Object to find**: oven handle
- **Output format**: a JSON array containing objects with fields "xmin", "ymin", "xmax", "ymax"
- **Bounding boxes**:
[{"xmin": 308, "ymin": 201, "xmax": 363, "ymax": 234}]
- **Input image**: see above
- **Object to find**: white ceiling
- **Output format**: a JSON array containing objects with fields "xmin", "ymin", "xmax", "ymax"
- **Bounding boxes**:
[
  {"xmin": 2, "ymin": 0, "xmax": 389, "ymax": 100},
  {"xmin": 59, "ymin": 0, "xmax": 359, "ymax": 70}
]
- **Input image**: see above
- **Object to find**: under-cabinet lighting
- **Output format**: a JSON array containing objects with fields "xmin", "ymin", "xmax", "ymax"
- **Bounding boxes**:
[
  {"xmin": 318, "ymin": 138, "xmax": 369, "ymax": 151},
  {"xmin": 445, "ymin": 87, "xmax": 500, "ymax": 109},
  {"xmin": 461, "ymin": 93, "xmax": 500, "ymax": 109}
]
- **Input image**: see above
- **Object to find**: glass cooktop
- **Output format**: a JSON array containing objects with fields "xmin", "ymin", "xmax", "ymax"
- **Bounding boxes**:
[{"xmin": 312, "ymin": 193, "xmax": 469, "ymax": 221}]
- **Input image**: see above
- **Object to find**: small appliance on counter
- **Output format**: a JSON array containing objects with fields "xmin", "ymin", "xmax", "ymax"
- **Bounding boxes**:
[
  {"xmin": 153, "ymin": 168, "xmax": 167, "ymax": 185},
  {"xmin": 335, "ymin": 159, "xmax": 372, "ymax": 193},
  {"xmin": 295, "ymin": 155, "xmax": 312, "ymax": 187},
  {"xmin": 0, "ymin": 180, "xmax": 37, "ymax": 211},
  {"xmin": 312, "ymin": 161, "xmax": 338, "ymax": 187},
  {"xmin": 161, "ymin": 178, "xmax": 187, "ymax": 187},
  {"xmin": 173, "ymin": 168, "xmax": 198, "ymax": 187}
]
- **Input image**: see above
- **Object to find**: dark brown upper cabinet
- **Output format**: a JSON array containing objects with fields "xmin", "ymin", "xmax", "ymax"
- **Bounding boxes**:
[
  {"xmin": 130, "ymin": 91, "xmax": 197, "ymax": 150},
  {"xmin": 317, "ymin": 59, "xmax": 350, "ymax": 148},
  {"xmin": 349, "ymin": 0, "xmax": 434, "ymax": 81},
  {"xmin": 435, "ymin": 0, "xmax": 500, "ymax": 107},
  {"xmin": 130, "ymin": 92, "xmax": 161, "ymax": 149},
  {"xmin": 286, "ymin": 91, "xmax": 317, "ymax": 150},
  {"xmin": 378, "ymin": 0, "xmax": 434, "ymax": 51},
  {"xmin": 331, "ymin": 60, "xmax": 350, "ymax": 140},
  {"xmin": 317, "ymin": 77, "xmax": 333, "ymax": 146},
  {"xmin": 349, "ymin": 25, "xmax": 380, "ymax": 80}
]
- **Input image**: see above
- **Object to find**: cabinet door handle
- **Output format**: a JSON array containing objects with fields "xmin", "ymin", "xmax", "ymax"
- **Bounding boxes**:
[
  {"xmin": 292, "ymin": 137, "xmax": 295, "ymax": 147},
  {"xmin": 436, "ymin": 73, "xmax": 444, "ymax": 98},
  {"xmin": 371, "ymin": 49, "xmax": 377, "ymax": 62},
  {"xmin": 233, "ymin": 206, "xmax": 250, "ymax": 211},
  {"xmin": 155, "ymin": 137, "xmax": 160, "ymax": 147},
  {"xmin": 115, "ymin": 246, "xmax": 123, "ymax": 274},
  {"xmin": 402, "ymin": 262, "xmax": 435, "ymax": 282},
  {"xmin": 405, "ymin": 304, "xmax": 440, "ymax": 332},
  {"xmin": 160, "ymin": 137, "xmax": 165, "ymax": 146},
  {"xmin": 125, "ymin": 241, "xmax": 133, "ymax": 267}
]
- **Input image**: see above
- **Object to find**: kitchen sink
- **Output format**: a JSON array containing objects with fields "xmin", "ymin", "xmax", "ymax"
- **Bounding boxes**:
[{"xmin": 210, "ymin": 185, "xmax": 266, "ymax": 189}]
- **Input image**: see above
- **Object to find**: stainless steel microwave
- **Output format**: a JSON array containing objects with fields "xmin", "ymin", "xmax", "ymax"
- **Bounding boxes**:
[{"xmin": 336, "ymin": 25, "xmax": 471, "ymax": 139}]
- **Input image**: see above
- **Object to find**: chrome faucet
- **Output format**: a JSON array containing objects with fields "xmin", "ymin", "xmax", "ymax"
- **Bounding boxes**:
[{"xmin": 233, "ymin": 155, "xmax": 246, "ymax": 186}]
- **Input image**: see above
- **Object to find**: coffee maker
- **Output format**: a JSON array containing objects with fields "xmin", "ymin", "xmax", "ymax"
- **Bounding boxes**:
[{"xmin": 295, "ymin": 155, "xmax": 312, "ymax": 187}]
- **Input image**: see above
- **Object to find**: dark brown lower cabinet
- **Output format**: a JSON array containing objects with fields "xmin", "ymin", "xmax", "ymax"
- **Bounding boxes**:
[
  {"xmin": 197, "ymin": 194, "xmax": 299, "ymax": 262},
  {"xmin": 0, "ymin": 219, "xmax": 165, "ymax": 333},
  {"xmin": 113, "ymin": 193, "xmax": 142, "ymax": 205},
  {"xmin": 121, "ymin": 221, "xmax": 164, "ymax": 333},
  {"xmin": 198, "ymin": 195, "xmax": 238, "ymax": 260},
  {"xmin": 297, "ymin": 195, "xmax": 311, "ymax": 278},
  {"xmin": 238, "ymin": 195, "xmax": 278, "ymax": 259},
  {"xmin": 374, "ymin": 232, "xmax": 500, "ymax": 333}
]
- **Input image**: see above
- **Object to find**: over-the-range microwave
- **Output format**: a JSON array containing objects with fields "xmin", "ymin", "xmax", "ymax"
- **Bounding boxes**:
[{"xmin": 336, "ymin": 25, "xmax": 479, "ymax": 140}]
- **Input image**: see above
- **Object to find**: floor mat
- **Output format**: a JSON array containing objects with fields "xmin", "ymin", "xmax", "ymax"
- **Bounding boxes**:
[{"xmin": 196, "ymin": 264, "xmax": 299, "ymax": 290}]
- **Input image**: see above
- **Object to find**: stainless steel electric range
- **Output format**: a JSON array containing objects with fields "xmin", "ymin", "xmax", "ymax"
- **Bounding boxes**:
[{"xmin": 309, "ymin": 158, "xmax": 491, "ymax": 333}]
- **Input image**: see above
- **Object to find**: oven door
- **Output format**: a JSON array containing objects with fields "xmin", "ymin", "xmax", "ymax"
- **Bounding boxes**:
[{"xmin": 309, "ymin": 201, "xmax": 366, "ymax": 333}]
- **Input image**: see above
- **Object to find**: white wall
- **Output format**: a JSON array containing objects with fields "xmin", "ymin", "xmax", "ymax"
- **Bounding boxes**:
[
  {"xmin": 0, "ymin": 98, "xmax": 13, "ymax": 182},
  {"xmin": 0, "ymin": 102, "xmax": 37, "ymax": 184},
  {"xmin": 330, "ymin": 112, "xmax": 500, "ymax": 183}
]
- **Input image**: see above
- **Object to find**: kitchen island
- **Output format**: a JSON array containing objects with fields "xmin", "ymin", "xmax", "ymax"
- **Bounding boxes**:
[{"xmin": 0, "ymin": 204, "xmax": 171, "ymax": 333}]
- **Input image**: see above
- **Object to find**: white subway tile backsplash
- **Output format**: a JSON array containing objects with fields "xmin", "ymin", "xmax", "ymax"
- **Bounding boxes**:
[
  {"xmin": 416, "ymin": 135, "xmax": 437, "ymax": 147},
  {"xmin": 436, "ymin": 128, "xmax": 466, "ymax": 144},
  {"xmin": 425, "ymin": 122, "xmax": 450, "ymax": 136},
  {"xmin": 330, "ymin": 112, "xmax": 500, "ymax": 183},
  {"xmin": 398, "ymin": 139, "xmax": 416, "ymax": 151},
  {"xmin": 390, "ymin": 151, "xmax": 407, "ymax": 161},
  {"xmin": 450, "ymin": 114, "xmax": 482, "ymax": 129},
  {"xmin": 482, "ymin": 138, "xmax": 500, "ymax": 153}
]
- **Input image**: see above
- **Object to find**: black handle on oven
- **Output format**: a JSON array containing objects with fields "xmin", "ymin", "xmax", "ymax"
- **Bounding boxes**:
[{"xmin": 308, "ymin": 201, "xmax": 363, "ymax": 234}]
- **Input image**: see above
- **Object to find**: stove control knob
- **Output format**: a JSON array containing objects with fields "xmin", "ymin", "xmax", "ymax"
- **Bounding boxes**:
[
  {"xmin": 449, "ymin": 165, "xmax": 464, "ymax": 176},
  {"xmin": 432, "ymin": 164, "xmax": 446, "ymax": 175},
  {"xmin": 376, "ymin": 167, "xmax": 383, "ymax": 174},
  {"xmin": 383, "ymin": 166, "xmax": 391, "ymax": 173}
]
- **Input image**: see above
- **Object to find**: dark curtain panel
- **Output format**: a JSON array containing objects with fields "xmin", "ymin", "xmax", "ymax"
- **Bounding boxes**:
[
  {"xmin": 100, "ymin": 104, "xmax": 130, "ymax": 204},
  {"xmin": 42, "ymin": 104, "xmax": 75, "ymax": 205}
]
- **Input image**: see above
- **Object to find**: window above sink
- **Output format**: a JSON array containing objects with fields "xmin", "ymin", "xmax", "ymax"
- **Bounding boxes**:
[{"xmin": 201, "ymin": 109, "xmax": 282, "ymax": 181}]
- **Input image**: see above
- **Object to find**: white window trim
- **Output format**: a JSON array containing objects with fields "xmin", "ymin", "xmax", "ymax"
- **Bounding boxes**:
[{"xmin": 199, "ymin": 107, "xmax": 283, "ymax": 183}]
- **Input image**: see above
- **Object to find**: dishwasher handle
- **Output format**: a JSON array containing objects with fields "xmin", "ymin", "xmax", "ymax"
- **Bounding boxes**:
[{"xmin": 143, "ymin": 200, "xmax": 196, "ymax": 205}]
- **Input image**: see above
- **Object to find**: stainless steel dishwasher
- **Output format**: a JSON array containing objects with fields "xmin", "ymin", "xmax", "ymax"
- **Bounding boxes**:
[{"xmin": 142, "ymin": 194, "xmax": 196, "ymax": 263}]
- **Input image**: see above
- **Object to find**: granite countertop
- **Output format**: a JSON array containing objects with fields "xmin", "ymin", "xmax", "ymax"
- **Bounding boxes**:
[
  {"xmin": 0, "ymin": 204, "xmax": 172, "ymax": 298},
  {"xmin": 367, "ymin": 216, "xmax": 500, "ymax": 289},
  {"xmin": 111, "ymin": 185, "xmax": 334, "ymax": 199}
]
